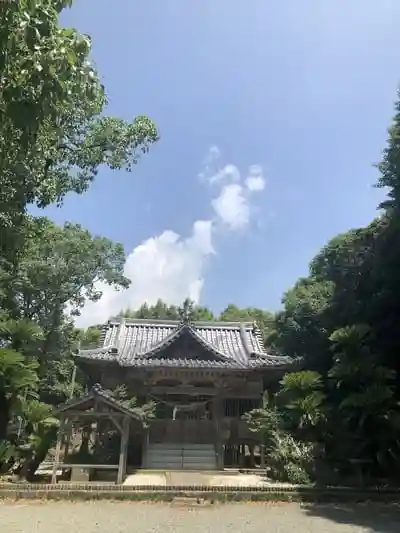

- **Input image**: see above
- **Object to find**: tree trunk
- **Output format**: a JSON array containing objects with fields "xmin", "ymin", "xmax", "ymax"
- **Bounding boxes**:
[
  {"xmin": 0, "ymin": 393, "xmax": 11, "ymax": 443},
  {"xmin": 19, "ymin": 427, "xmax": 57, "ymax": 481}
]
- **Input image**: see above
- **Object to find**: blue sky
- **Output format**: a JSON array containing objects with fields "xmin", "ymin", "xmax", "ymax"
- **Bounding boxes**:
[{"xmin": 45, "ymin": 1, "xmax": 400, "ymax": 325}]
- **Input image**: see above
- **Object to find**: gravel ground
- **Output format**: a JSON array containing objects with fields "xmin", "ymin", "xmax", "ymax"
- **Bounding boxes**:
[{"xmin": 1, "ymin": 501, "xmax": 399, "ymax": 533}]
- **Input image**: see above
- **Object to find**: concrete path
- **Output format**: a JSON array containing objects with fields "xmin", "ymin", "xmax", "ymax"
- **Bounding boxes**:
[
  {"xmin": 3, "ymin": 501, "xmax": 398, "ymax": 532},
  {"xmin": 123, "ymin": 470, "xmax": 293, "ymax": 487},
  {"xmin": 123, "ymin": 472, "xmax": 167, "ymax": 486}
]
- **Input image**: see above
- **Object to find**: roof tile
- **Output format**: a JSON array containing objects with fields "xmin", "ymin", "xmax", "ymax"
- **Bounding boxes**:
[{"xmin": 76, "ymin": 318, "xmax": 292, "ymax": 369}]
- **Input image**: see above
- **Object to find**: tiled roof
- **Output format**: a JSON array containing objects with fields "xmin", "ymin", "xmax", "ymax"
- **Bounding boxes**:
[{"xmin": 75, "ymin": 318, "xmax": 292, "ymax": 370}]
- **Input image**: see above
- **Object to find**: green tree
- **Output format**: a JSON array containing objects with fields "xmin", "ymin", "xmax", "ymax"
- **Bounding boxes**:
[
  {"xmin": 219, "ymin": 304, "xmax": 275, "ymax": 345},
  {"xmin": 0, "ymin": 217, "xmax": 132, "ymax": 438},
  {"xmin": 243, "ymin": 391, "xmax": 317, "ymax": 484},
  {"xmin": 0, "ymin": 0, "xmax": 157, "ymax": 222},
  {"xmin": 16, "ymin": 399, "xmax": 60, "ymax": 481},
  {"xmin": 0, "ymin": 348, "xmax": 39, "ymax": 442},
  {"xmin": 0, "ymin": 0, "xmax": 159, "ymax": 467},
  {"xmin": 277, "ymin": 371, "xmax": 326, "ymax": 437},
  {"xmin": 78, "ymin": 325, "xmax": 102, "ymax": 349},
  {"xmin": 0, "ymin": 0, "xmax": 157, "ymax": 275},
  {"xmin": 376, "ymin": 89, "xmax": 400, "ymax": 211},
  {"xmin": 328, "ymin": 325, "xmax": 400, "ymax": 479},
  {"xmin": 264, "ymin": 86, "xmax": 400, "ymax": 483},
  {"xmin": 271, "ymin": 277, "xmax": 334, "ymax": 373},
  {"xmin": 117, "ymin": 299, "xmax": 215, "ymax": 322}
]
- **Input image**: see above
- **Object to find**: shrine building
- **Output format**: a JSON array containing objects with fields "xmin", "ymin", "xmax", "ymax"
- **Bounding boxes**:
[{"xmin": 71, "ymin": 316, "xmax": 295, "ymax": 472}]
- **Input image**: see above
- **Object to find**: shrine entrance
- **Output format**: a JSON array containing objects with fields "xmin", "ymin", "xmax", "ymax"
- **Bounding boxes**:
[
  {"xmin": 148, "ymin": 394, "xmax": 216, "ymax": 445},
  {"xmin": 145, "ymin": 394, "xmax": 219, "ymax": 469}
]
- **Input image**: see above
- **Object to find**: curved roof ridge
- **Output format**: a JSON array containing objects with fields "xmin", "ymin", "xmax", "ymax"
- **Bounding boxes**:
[
  {"xmin": 79, "ymin": 345, "xmax": 117, "ymax": 356},
  {"xmin": 193, "ymin": 320, "xmax": 254, "ymax": 328},
  {"xmin": 238, "ymin": 322, "xmax": 254, "ymax": 363},
  {"xmin": 137, "ymin": 323, "xmax": 231, "ymax": 362},
  {"xmin": 107, "ymin": 316, "xmax": 255, "ymax": 329},
  {"xmin": 136, "ymin": 323, "xmax": 184, "ymax": 357},
  {"xmin": 250, "ymin": 321, "xmax": 268, "ymax": 356},
  {"xmin": 186, "ymin": 324, "xmax": 238, "ymax": 362},
  {"xmin": 109, "ymin": 317, "xmax": 180, "ymax": 327}
]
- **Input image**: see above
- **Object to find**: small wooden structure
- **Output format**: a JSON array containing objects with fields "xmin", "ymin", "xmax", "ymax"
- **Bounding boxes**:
[{"xmin": 51, "ymin": 384, "xmax": 143, "ymax": 484}]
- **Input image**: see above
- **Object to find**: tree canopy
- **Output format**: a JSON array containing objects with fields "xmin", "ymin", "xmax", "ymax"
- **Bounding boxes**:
[
  {"xmin": 244, "ymin": 91, "xmax": 400, "ymax": 484},
  {"xmin": 0, "ymin": 0, "xmax": 157, "ymax": 477}
]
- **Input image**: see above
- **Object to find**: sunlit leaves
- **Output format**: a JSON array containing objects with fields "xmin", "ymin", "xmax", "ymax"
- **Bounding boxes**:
[
  {"xmin": 0, "ymin": 350, "xmax": 38, "ymax": 398},
  {"xmin": 0, "ymin": 0, "xmax": 158, "ymax": 248}
]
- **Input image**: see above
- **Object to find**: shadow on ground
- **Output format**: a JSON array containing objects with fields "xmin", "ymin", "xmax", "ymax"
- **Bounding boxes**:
[{"xmin": 303, "ymin": 503, "xmax": 400, "ymax": 533}]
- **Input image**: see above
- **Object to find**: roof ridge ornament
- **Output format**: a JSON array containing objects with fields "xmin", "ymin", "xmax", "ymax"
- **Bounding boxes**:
[{"xmin": 178, "ymin": 298, "xmax": 195, "ymax": 326}]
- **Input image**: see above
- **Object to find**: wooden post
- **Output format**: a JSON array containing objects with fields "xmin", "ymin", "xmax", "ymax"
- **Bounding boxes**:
[
  {"xmin": 63, "ymin": 420, "xmax": 72, "ymax": 463},
  {"xmin": 117, "ymin": 416, "xmax": 130, "ymax": 484},
  {"xmin": 260, "ymin": 443, "xmax": 266, "ymax": 469},
  {"xmin": 239, "ymin": 444, "xmax": 245, "ymax": 468},
  {"xmin": 51, "ymin": 417, "xmax": 65, "ymax": 485},
  {"xmin": 69, "ymin": 364, "xmax": 77, "ymax": 399},
  {"xmin": 213, "ymin": 395, "xmax": 224, "ymax": 470}
]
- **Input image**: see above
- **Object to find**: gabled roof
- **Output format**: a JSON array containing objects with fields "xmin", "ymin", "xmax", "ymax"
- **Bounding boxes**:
[
  {"xmin": 58, "ymin": 384, "xmax": 142, "ymax": 421},
  {"xmin": 75, "ymin": 318, "xmax": 292, "ymax": 370}
]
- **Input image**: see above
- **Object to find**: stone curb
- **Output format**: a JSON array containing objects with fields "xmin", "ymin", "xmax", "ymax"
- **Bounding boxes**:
[
  {"xmin": 0, "ymin": 484, "xmax": 399, "ymax": 503},
  {"xmin": 1, "ymin": 482, "xmax": 399, "ymax": 492}
]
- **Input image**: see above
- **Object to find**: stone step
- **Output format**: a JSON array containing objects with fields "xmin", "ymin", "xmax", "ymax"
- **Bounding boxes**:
[
  {"xmin": 147, "ymin": 450, "xmax": 215, "ymax": 459},
  {"xmin": 145, "ymin": 442, "xmax": 217, "ymax": 470},
  {"xmin": 149, "ymin": 442, "xmax": 214, "ymax": 450}
]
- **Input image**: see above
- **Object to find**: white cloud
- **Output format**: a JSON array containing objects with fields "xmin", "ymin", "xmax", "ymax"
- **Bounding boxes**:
[
  {"xmin": 245, "ymin": 165, "xmax": 265, "ymax": 192},
  {"xmin": 197, "ymin": 145, "xmax": 221, "ymax": 182},
  {"xmin": 75, "ymin": 147, "xmax": 265, "ymax": 328},
  {"xmin": 75, "ymin": 221, "xmax": 214, "ymax": 327},
  {"xmin": 212, "ymin": 183, "xmax": 249, "ymax": 230},
  {"xmin": 210, "ymin": 163, "xmax": 265, "ymax": 230},
  {"xmin": 208, "ymin": 164, "xmax": 241, "ymax": 185}
]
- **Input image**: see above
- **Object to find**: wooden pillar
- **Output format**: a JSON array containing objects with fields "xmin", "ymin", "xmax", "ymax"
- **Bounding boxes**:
[
  {"xmin": 249, "ymin": 443, "xmax": 255, "ymax": 468},
  {"xmin": 260, "ymin": 443, "xmax": 266, "ymax": 469},
  {"xmin": 142, "ymin": 391, "xmax": 150, "ymax": 468},
  {"xmin": 213, "ymin": 394, "xmax": 224, "ymax": 469},
  {"xmin": 63, "ymin": 420, "xmax": 72, "ymax": 462},
  {"xmin": 141, "ymin": 427, "xmax": 148, "ymax": 468},
  {"xmin": 239, "ymin": 444, "xmax": 245, "ymax": 467},
  {"xmin": 117, "ymin": 416, "xmax": 130, "ymax": 485},
  {"xmin": 51, "ymin": 416, "xmax": 65, "ymax": 485}
]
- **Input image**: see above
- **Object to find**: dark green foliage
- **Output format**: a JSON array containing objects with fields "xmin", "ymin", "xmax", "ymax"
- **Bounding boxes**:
[
  {"xmin": 243, "ymin": 90, "xmax": 400, "ymax": 486},
  {"xmin": 376, "ymin": 90, "xmax": 400, "ymax": 210},
  {"xmin": 0, "ymin": 0, "xmax": 156, "ymax": 477},
  {"xmin": 118, "ymin": 298, "xmax": 216, "ymax": 322}
]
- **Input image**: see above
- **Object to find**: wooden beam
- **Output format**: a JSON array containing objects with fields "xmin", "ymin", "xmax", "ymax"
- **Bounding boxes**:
[
  {"xmin": 117, "ymin": 416, "xmax": 130, "ymax": 485},
  {"xmin": 61, "ymin": 411, "xmax": 125, "ymax": 418},
  {"xmin": 109, "ymin": 412, "xmax": 123, "ymax": 433},
  {"xmin": 150, "ymin": 385, "xmax": 217, "ymax": 396},
  {"xmin": 134, "ymin": 387, "xmax": 261, "ymax": 399},
  {"xmin": 51, "ymin": 463, "xmax": 119, "ymax": 470}
]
